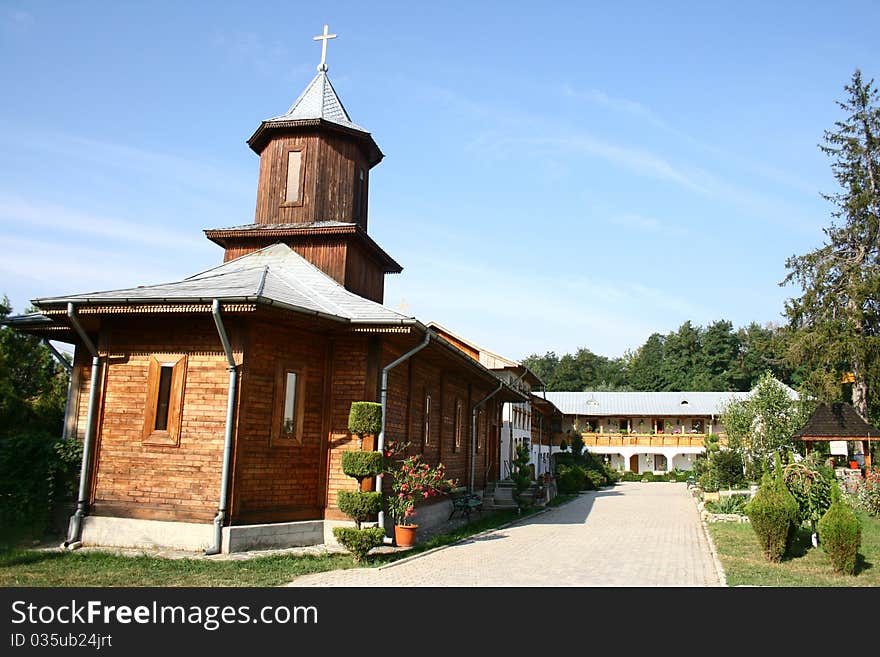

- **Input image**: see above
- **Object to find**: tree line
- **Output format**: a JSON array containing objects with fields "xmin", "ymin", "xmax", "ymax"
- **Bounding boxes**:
[{"xmin": 524, "ymin": 320, "xmax": 796, "ymax": 394}]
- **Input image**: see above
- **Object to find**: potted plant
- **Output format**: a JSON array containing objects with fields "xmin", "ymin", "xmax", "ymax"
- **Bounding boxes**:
[{"xmin": 383, "ymin": 440, "xmax": 454, "ymax": 547}]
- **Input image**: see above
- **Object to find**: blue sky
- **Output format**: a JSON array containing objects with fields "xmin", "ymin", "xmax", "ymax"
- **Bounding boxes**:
[{"xmin": 1, "ymin": 1, "xmax": 878, "ymax": 360}]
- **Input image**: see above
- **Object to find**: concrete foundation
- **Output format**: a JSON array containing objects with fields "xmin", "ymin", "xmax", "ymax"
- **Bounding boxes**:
[
  {"xmin": 222, "ymin": 520, "xmax": 324, "ymax": 552},
  {"xmin": 76, "ymin": 498, "xmax": 460, "ymax": 553},
  {"xmin": 78, "ymin": 515, "xmax": 213, "ymax": 552}
]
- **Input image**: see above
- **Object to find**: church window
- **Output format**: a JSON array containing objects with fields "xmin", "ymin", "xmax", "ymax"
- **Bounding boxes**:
[
  {"xmin": 284, "ymin": 150, "xmax": 303, "ymax": 204},
  {"xmin": 423, "ymin": 393, "xmax": 431, "ymax": 447},
  {"xmin": 143, "ymin": 354, "xmax": 187, "ymax": 446},
  {"xmin": 454, "ymin": 399, "xmax": 463, "ymax": 451},
  {"xmin": 272, "ymin": 362, "xmax": 305, "ymax": 445},
  {"xmin": 354, "ymin": 168, "xmax": 365, "ymax": 220}
]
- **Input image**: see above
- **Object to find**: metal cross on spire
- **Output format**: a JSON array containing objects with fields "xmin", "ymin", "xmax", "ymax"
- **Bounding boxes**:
[{"xmin": 313, "ymin": 24, "xmax": 337, "ymax": 72}]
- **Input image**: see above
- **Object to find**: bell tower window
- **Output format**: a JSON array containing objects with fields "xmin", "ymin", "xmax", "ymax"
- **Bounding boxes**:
[
  {"xmin": 284, "ymin": 150, "xmax": 303, "ymax": 204},
  {"xmin": 354, "ymin": 167, "xmax": 365, "ymax": 221}
]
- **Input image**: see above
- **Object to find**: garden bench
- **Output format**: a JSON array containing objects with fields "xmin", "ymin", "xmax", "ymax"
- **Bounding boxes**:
[{"xmin": 448, "ymin": 486, "xmax": 482, "ymax": 520}]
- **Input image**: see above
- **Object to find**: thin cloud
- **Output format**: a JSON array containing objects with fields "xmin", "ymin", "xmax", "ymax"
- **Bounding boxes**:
[
  {"xmin": 564, "ymin": 85, "xmax": 671, "ymax": 131},
  {"xmin": 609, "ymin": 212, "xmax": 689, "ymax": 237},
  {"xmin": 3, "ymin": 8, "xmax": 33, "ymax": 31},
  {"xmin": 0, "ymin": 235, "xmax": 184, "ymax": 292},
  {"xmin": 0, "ymin": 194, "xmax": 206, "ymax": 251}
]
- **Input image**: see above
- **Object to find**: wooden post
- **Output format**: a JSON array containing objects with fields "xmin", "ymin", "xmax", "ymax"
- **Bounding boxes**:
[{"xmin": 864, "ymin": 440, "xmax": 872, "ymax": 469}]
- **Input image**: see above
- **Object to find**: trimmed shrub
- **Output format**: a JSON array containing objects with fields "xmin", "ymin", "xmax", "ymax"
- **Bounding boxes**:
[
  {"xmin": 744, "ymin": 473, "xmax": 800, "ymax": 562},
  {"xmin": 336, "ymin": 491, "xmax": 383, "ymax": 530},
  {"xmin": 705, "ymin": 433, "xmax": 721, "ymax": 452},
  {"xmin": 603, "ymin": 464, "xmax": 620, "ymax": 484},
  {"xmin": 341, "ymin": 450, "xmax": 384, "ymax": 483},
  {"xmin": 557, "ymin": 465, "xmax": 587, "ymax": 493},
  {"xmin": 332, "ymin": 527, "xmax": 385, "ymax": 563},
  {"xmin": 620, "ymin": 471, "xmax": 640, "ymax": 482},
  {"xmin": 348, "ymin": 402, "xmax": 382, "ymax": 448},
  {"xmin": 817, "ymin": 485, "xmax": 861, "ymax": 575},
  {"xmin": 708, "ymin": 450, "xmax": 746, "ymax": 489},
  {"xmin": 640, "ymin": 471, "xmax": 656, "ymax": 482}
]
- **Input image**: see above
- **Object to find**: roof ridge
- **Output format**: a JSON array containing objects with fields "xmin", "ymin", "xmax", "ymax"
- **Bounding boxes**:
[{"xmin": 263, "ymin": 267, "xmax": 346, "ymax": 317}]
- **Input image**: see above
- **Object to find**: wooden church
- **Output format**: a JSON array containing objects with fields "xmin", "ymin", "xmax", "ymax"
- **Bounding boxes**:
[{"xmin": 7, "ymin": 27, "xmax": 525, "ymax": 553}]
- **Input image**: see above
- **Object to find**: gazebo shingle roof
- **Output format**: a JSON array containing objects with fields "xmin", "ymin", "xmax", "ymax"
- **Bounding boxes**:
[{"xmin": 792, "ymin": 402, "xmax": 880, "ymax": 440}]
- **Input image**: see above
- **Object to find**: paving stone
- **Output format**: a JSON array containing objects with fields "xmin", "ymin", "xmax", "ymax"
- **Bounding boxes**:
[{"xmin": 286, "ymin": 482, "xmax": 723, "ymax": 587}]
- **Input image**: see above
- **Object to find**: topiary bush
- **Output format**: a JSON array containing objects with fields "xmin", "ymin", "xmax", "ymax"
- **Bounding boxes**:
[
  {"xmin": 336, "ymin": 491, "xmax": 383, "ymax": 530},
  {"xmin": 348, "ymin": 401, "xmax": 382, "ymax": 449},
  {"xmin": 341, "ymin": 450, "xmax": 385, "ymax": 483},
  {"xmin": 640, "ymin": 471, "xmax": 656, "ymax": 482},
  {"xmin": 332, "ymin": 527, "xmax": 385, "ymax": 563},
  {"xmin": 817, "ymin": 483, "xmax": 861, "ymax": 575},
  {"xmin": 744, "ymin": 472, "xmax": 800, "ymax": 562}
]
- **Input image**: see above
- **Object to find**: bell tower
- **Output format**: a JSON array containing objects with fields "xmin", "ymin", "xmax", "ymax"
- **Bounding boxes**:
[{"xmin": 204, "ymin": 25, "xmax": 402, "ymax": 304}]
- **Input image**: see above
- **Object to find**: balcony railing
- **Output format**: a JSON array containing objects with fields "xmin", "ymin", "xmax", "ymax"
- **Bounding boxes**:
[{"xmin": 552, "ymin": 432, "xmax": 727, "ymax": 449}]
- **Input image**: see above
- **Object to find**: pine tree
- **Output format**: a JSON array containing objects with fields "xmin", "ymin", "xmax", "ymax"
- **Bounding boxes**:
[{"xmin": 782, "ymin": 69, "xmax": 880, "ymax": 422}]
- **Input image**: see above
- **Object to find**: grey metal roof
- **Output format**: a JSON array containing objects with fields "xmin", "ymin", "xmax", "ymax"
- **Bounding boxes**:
[
  {"xmin": 33, "ymin": 243, "xmax": 413, "ymax": 325},
  {"xmin": 541, "ymin": 389, "xmax": 796, "ymax": 417},
  {"xmin": 265, "ymin": 71, "xmax": 366, "ymax": 133},
  {"xmin": 205, "ymin": 221, "xmax": 357, "ymax": 232}
]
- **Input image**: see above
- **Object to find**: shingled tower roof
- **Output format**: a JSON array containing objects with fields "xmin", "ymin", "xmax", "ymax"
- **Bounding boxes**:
[
  {"xmin": 265, "ymin": 70, "xmax": 366, "ymax": 132},
  {"xmin": 792, "ymin": 402, "xmax": 880, "ymax": 440}
]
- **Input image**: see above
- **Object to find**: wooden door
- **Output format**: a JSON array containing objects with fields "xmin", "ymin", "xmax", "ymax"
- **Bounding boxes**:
[{"xmin": 629, "ymin": 454, "xmax": 639, "ymax": 473}]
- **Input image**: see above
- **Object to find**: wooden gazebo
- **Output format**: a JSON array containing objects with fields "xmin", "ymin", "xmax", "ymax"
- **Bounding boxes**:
[{"xmin": 793, "ymin": 402, "xmax": 880, "ymax": 469}]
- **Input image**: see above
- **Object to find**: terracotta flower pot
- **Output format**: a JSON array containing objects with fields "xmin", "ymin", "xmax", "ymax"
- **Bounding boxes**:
[{"xmin": 394, "ymin": 524, "xmax": 418, "ymax": 547}]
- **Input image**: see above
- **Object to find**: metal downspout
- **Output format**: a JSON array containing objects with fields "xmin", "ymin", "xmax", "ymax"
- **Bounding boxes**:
[
  {"xmin": 43, "ymin": 339, "xmax": 73, "ymax": 440},
  {"xmin": 376, "ymin": 331, "xmax": 432, "ymax": 540},
  {"xmin": 64, "ymin": 304, "xmax": 101, "ymax": 548},
  {"xmin": 206, "ymin": 299, "xmax": 238, "ymax": 555},
  {"xmin": 541, "ymin": 385, "xmax": 549, "ymax": 478},
  {"xmin": 471, "ymin": 381, "xmax": 503, "ymax": 493}
]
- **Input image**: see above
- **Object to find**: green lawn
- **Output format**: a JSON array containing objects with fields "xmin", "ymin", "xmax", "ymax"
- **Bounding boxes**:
[
  {"xmin": 1, "ymin": 497, "xmax": 573, "ymax": 587},
  {"xmin": 708, "ymin": 510, "xmax": 879, "ymax": 587}
]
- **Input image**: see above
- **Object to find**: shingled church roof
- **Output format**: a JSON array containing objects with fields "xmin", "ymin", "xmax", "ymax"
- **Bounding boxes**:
[
  {"xmin": 29, "ymin": 243, "xmax": 411, "ymax": 325},
  {"xmin": 792, "ymin": 402, "xmax": 880, "ymax": 440}
]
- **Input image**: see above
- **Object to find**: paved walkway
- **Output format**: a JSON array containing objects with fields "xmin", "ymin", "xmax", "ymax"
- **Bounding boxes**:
[{"xmin": 287, "ymin": 482, "xmax": 723, "ymax": 587}]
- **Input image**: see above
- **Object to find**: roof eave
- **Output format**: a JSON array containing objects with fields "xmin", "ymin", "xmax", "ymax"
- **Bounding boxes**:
[{"xmin": 246, "ymin": 119, "xmax": 384, "ymax": 166}]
